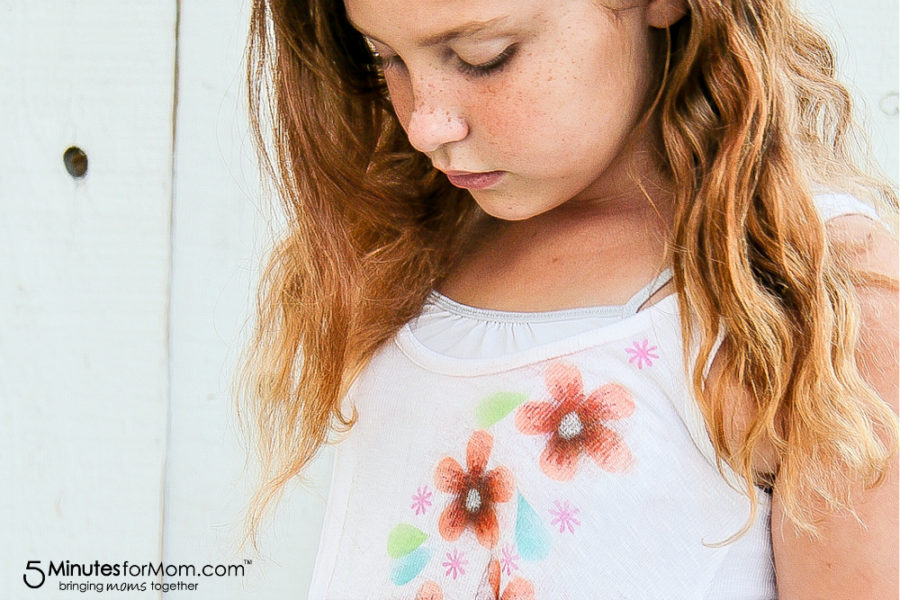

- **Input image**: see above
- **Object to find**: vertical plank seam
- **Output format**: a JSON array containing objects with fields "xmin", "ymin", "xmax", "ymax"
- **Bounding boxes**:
[{"xmin": 159, "ymin": 0, "xmax": 181, "ymax": 597}]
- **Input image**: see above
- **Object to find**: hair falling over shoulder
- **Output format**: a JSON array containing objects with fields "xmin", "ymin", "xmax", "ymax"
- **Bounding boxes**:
[{"xmin": 237, "ymin": 0, "xmax": 898, "ymax": 547}]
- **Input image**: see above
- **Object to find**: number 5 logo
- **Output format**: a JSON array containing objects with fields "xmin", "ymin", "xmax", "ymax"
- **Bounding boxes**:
[{"xmin": 23, "ymin": 561, "xmax": 45, "ymax": 589}]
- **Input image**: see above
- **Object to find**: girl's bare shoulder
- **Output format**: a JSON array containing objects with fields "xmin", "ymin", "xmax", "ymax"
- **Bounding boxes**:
[
  {"xmin": 826, "ymin": 213, "xmax": 898, "ymax": 397},
  {"xmin": 824, "ymin": 212, "xmax": 898, "ymax": 277},
  {"xmin": 772, "ymin": 212, "xmax": 899, "ymax": 599},
  {"xmin": 710, "ymin": 211, "xmax": 898, "ymax": 475}
]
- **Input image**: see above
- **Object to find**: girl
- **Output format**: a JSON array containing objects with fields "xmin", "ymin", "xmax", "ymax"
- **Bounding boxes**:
[{"xmin": 240, "ymin": 0, "xmax": 898, "ymax": 598}]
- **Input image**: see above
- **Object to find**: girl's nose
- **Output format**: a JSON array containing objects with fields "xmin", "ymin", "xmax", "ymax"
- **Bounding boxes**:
[{"xmin": 405, "ymin": 89, "xmax": 469, "ymax": 153}]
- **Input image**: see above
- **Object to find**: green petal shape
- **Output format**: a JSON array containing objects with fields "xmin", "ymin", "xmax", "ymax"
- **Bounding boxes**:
[
  {"xmin": 476, "ymin": 392, "xmax": 527, "ymax": 428},
  {"xmin": 387, "ymin": 523, "xmax": 428, "ymax": 559},
  {"xmin": 515, "ymin": 493, "xmax": 551, "ymax": 561},
  {"xmin": 391, "ymin": 547, "xmax": 430, "ymax": 585}
]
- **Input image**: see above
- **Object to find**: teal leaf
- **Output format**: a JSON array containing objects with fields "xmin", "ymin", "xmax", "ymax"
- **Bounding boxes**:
[
  {"xmin": 387, "ymin": 523, "xmax": 428, "ymax": 558},
  {"xmin": 391, "ymin": 547, "xmax": 430, "ymax": 585},
  {"xmin": 476, "ymin": 392, "xmax": 528, "ymax": 428},
  {"xmin": 515, "ymin": 493, "xmax": 551, "ymax": 561}
]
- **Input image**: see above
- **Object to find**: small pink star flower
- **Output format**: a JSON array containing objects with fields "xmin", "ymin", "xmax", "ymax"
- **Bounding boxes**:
[
  {"xmin": 499, "ymin": 543, "xmax": 520, "ymax": 576},
  {"xmin": 411, "ymin": 485, "xmax": 433, "ymax": 515},
  {"xmin": 549, "ymin": 499, "xmax": 581, "ymax": 534},
  {"xmin": 442, "ymin": 549, "xmax": 468, "ymax": 580},
  {"xmin": 625, "ymin": 339, "xmax": 659, "ymax": 369}
]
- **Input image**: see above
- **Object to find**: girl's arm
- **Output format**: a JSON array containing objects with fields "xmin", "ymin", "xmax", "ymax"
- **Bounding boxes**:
[{"xmin": 772, "ymin": 215, "xmax": 899, "ymax": 599}]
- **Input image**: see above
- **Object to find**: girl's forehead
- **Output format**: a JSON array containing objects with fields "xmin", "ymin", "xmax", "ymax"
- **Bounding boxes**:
[
  {"xmin": 344, "ymin": 0, "xmax": 645, "ymax": 42},
  {"xmin": 345, "ymin": 0, "xmax": 527, "ymax": 38}
]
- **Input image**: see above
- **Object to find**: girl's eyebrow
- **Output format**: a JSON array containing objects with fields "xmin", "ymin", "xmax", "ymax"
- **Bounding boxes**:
[{"xmin": 348, "ymin": 15, "xmax": 510, "ymax": 48}]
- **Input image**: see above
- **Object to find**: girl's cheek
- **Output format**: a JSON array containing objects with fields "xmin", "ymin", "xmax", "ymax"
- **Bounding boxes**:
[{"xmin": 479, "ymin": 81, "xmax": 538, "ymax": 140}]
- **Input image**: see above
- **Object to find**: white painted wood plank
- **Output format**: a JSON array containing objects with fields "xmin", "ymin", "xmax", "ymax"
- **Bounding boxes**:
[
  {"xmin": 164, "ymin": 0, "xmax": 332, "ymax": 598},
  {"xmin": 797, "ymin": 0, "xmax": 899, "ymax": 183},
  {"xmin": 0, "ymin": 1, "xmax": 176, "ymax": 598}
]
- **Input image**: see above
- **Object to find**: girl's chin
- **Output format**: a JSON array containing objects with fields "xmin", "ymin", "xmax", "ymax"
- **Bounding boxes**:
[{"xmin": 470, "ymin": 191, "xmax": 563, "ymax": 223}]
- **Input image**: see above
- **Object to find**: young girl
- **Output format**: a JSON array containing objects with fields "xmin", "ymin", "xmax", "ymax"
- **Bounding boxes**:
[{"xmin": 240, "ymin": 0, "xmax": 898, "ymax": 597}]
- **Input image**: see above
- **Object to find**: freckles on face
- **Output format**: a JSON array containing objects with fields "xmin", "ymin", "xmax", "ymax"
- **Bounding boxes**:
[
  {"xmin": 476, "ymin": 7, "xmax": 651, "ymax": 181},
  {"xmin": 456, "ymin": 27, "xmax": 579, "ymax": 168},
  {"xmin": 470, "ymin": 59, "xmax": 546, "ymax": 156}
]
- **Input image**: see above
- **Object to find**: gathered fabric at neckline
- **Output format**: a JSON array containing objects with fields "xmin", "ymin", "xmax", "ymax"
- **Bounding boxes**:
[
  {"xmin": 398, "ymin": 291, "xmax": 680, "ymax": 376},
  {"xmin": 402, "ymin": 268, "xmax": 676, "ymax": 368}
]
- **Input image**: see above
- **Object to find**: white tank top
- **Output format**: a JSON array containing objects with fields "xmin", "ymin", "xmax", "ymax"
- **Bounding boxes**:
[{"xmin": 307, "ymin": 193, "xmax": 877, "ymax": 599}]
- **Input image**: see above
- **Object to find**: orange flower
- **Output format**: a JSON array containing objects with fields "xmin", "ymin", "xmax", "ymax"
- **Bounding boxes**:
[
  {"xmin": 488, "ymin": 559, "xmax": 536, "ymax": 600},
  {"xmin": 516, "ymin": 363, "xmax": 634, "ymax": 480},
  {"xmin": 415, "ymin": 581, "xmax": 442, "ymax": 600},
  {"xmin": 434, "ymin": 430, "xmax": 515, "ymax": 549}
]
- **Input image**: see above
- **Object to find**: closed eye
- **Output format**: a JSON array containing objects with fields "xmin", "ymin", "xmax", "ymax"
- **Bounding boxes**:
[
  {"xmin": 370, "ymin": 45, "xmax": 518, "ymax": 79},
  {"xmin": 456, "ymin": 44, "xmax": 518, "ymax": 78}
]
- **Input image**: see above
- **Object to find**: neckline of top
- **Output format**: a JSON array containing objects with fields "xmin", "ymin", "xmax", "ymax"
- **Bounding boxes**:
[
  {"xmin": 425, "ymin": 268, "xmax": 674, "ymax": 324},
  {"xmin": 396, "ymin": 291, "xmax": 680, "ymax": 377}
]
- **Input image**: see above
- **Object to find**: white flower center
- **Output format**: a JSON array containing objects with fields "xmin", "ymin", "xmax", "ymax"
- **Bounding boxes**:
[
  {"xmin": 465, "ymin": 488, "xmax": 482, "ymax": 513},
  {"xmin": 557, "ymin": 411, "xmax": 583, "ymax": 440}
]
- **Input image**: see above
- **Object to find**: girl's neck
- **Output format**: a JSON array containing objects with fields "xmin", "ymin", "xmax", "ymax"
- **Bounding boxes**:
[{"xmin": 439, "ymin": 176, "xmax": 676, "ymax": 313}]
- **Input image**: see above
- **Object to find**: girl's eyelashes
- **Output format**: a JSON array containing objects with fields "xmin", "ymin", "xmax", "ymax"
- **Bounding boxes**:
[
  {"xmin": 456, "ymin": 44, "xmax": 517, "ymax": 78},
  {"xmin": 369, "ymin": 44, "xmax": 518, "ymax": 78}
]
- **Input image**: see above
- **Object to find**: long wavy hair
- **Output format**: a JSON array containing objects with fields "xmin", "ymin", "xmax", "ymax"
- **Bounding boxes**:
[{"xmin": 238, "ymin": 0, "xmax": 898, "ymax": 547}]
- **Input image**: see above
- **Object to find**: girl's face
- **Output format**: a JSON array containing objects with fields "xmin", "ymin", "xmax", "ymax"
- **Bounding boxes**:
[{"xmin": 345, "ymin": 0, "xmax": 685, "ymax": 221}]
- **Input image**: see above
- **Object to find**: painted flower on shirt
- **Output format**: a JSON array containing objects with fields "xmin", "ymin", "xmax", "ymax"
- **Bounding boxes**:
[
  {"xmin": 415, "ymin": 580, "xmax": 443, "ymax": 600},
  {"xmin": 416, "ymin": 565, "xmax": 535, "ymax": 600},
  {"xmin": 548, "ymin": 499, "xmax": 581, "ymax": 534},
  {"xmin": 442, "ymin": 548, "xmax": 468, "ymax": 579},
  {"xmin": 434, "ymin": 430, "xmax": 515, "ymax": 549},
  {"xmin": 625, "ymin": 339, "xmax": 659, "ymax": 369},
  {"xmin": 516, "ymin": 362, "xmax": 634, "ymax": 480},
  {"xmin": 499, "ymin": 543, "xmax": 519, "ymax": 575},
  {"xmin": 411, "ymin": 485, "xmax": 433, "ymax": 515},
  {"xmin": 488, "ymin": 558, "xmax": 536, "ymax": 600}
]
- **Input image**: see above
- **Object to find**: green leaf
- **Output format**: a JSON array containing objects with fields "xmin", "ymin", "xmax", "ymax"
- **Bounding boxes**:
[
  {"xmin": 476, "ymin": 392, "xmax": 527, "ymax": 428},
  {"xmin": 387, "ymin": 524, "xmax": 428, "ymax": 559}
]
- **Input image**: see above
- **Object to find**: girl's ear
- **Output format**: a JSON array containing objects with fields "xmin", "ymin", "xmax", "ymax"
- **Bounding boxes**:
[{"xmin": 646, "ymin": 0, "xmax": 688, "ymax": 29}]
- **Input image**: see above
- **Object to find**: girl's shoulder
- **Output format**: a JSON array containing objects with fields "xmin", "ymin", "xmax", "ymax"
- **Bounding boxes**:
[
  {"xmin": 811, "ymin": 191, "xmax": 893, "ymax": 264},
  {"xmin": 771, "ymin": 210, "xmax": 899, "ymax": 598},
  {"xmin": 823, "ymin": 201, "xmax": 898, "ymax": 363},
  {"xmin": 713, "ymin": 195, "xmax": 898, "ymax": 476},
  {"xmin": 824, "ymin": 210, "xmax": 897, "ymax": 276},
  {"xmin": 824, "ymin": 209, "xmax": 898, "ymax": 406}
]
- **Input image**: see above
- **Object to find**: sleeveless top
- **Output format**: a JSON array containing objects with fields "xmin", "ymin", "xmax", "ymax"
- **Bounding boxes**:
[{"xmin": 307, "ymin": 193, "xmax": 877, "ymax": 600}]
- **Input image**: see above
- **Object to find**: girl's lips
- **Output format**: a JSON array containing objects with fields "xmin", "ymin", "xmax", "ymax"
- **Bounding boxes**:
[{"xmin": 444, "ymin": 170, "xmax": 504, "ymax": 190}]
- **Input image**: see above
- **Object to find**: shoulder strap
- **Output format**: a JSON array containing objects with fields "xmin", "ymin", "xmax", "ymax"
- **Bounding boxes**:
[
  {"xmin": 813, "ymin": 192, "xmax": 879, "ymax": 222},
  {"xmin": 622, "ymin": 268, "xmax": 674, "ymax": 316}
]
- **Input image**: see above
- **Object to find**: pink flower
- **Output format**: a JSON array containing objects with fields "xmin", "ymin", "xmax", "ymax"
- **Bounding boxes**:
[
  {"xmin": 411, "ymin": 486, "xmax": 433, "ymax": 515},
  {"xmin": 549, "ymin": 499, "xmax": 581, "ymax": 534},
  {"xmin": 625, "ymin": 339, "xmax": 659, "ymax": 369},
  {"xmin": 499, "ymin": 543, "xmax": 519, "ymax": 575},
  {"xmin": 516, "ymin": 363, "xmax": 634, "ymax": 480},
  {"xmin": 442, "ymin": 549, "xmax": 468, "ymax": 580}
]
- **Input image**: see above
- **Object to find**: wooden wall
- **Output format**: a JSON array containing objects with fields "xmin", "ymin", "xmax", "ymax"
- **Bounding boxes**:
[{"xmin": 2, "ymin": 1, "xmax": 176, "ymax": 596}]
